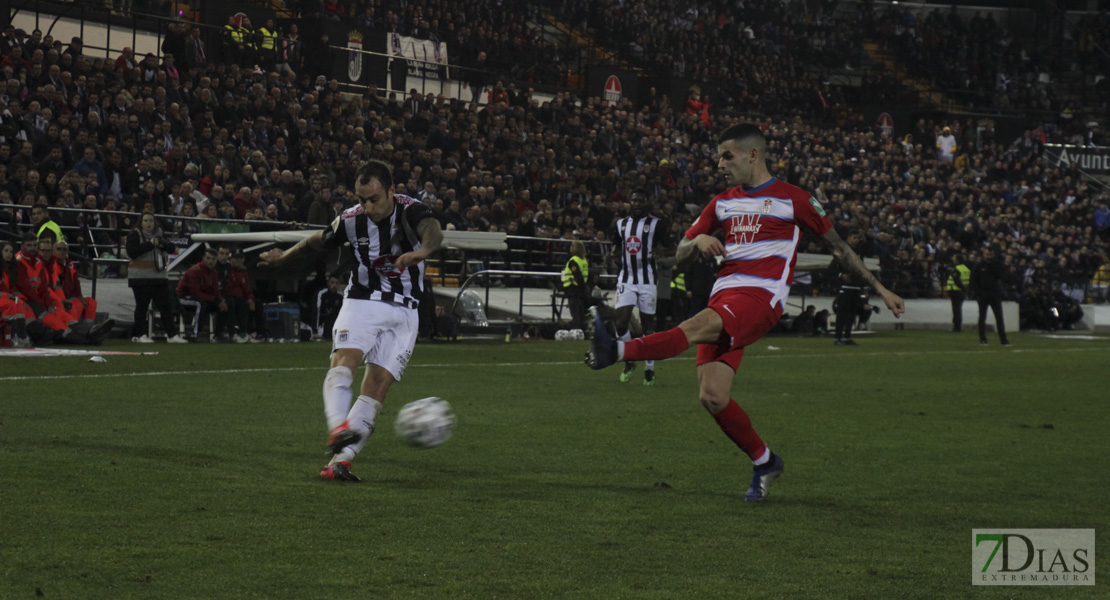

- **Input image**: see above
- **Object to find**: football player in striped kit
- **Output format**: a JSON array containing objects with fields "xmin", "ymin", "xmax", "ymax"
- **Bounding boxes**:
[
  {"xmin": 587, "ymin": 124, "xmax": 904, "ymax": 501},
  {"xmin": 261, "ymin": 160, "xmax": 444, "ymax": 482},
  {"xmin": 608, "ymin": 189, "xmax": 674, "ymax": 385}
]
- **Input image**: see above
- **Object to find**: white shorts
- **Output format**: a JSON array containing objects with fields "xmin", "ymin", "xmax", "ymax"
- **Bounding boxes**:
[
  {"xmin": 615, "ymin": 282, "xmax": 657, "ymax": 315},
  {"xmin": 332, "ymin": 299, "xmax": 419, "ymax": 381}
]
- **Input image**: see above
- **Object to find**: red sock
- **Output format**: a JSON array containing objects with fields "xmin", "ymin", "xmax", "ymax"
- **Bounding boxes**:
[
  {"xmin": 621, "ymin": 328, "xmax": 690, "ymax": 362},
  {"xmin": 713, "ymin": 399, "xmax": 767, "ymax": 462}
]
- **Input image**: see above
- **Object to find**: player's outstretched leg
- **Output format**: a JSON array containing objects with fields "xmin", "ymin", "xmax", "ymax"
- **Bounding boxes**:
[
  {"xmin": 744, "ymin": 452, "xmax": 784, "ymax": 502},
  {"xmin": 585, "ymin": 306, "xmax": 618, "ymax": 369}
]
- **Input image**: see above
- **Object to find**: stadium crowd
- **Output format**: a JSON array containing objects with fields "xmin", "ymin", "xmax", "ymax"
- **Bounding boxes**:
[{"xmin": 1, "ymin": 0, "xmax": 1109, "ymax": 346}]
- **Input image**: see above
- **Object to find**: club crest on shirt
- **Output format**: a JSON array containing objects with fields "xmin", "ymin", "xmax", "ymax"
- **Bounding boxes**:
[
  {"xmin": 372, "ymin": 255, "xmax": 403, "ymax": 277},
  {"xmin": 762, "ymin": 199, "xmax": 773, "ymax": 214},
  {"xmin": 625, "ymin": 236, "xmax": 642, "ymax": 254},
  {"xmin": 728, "ymin": 214, "xmax": 762, "ymax": 244}
]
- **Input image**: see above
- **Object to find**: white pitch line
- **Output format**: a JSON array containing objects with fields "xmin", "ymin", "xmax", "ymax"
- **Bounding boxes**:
[{"xmin": 0, "ymin": 345, "xmax": 1103, "ymax": 383}]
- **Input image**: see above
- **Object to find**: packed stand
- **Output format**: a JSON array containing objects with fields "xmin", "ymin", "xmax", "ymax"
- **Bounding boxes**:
[
  {"xmin": 295, "ymin": 0, "xmax": 567, "ymax": 87},
  {"xmin": 0, "ymin": 10, "xmax": 1106, "ymax": 344},
  {"xmin": 866, "ymin": 3, "xmax": 1110, "ymax": 124},
  {"xmin": 548, "ymin": 0, "xmax": 884, "ymax": 116}
]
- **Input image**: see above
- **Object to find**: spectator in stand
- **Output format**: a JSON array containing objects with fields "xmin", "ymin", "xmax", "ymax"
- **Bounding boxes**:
[
  {"xmin": 30, "ymin": 202, "xmax": 63, "ymax": 241},
  {"xmin": 127, "ymin": 212, "xmax": 186, "ymax": 343},
  {"xmin": 176, "ymin": 247, "xmax": 226, "ymax": 340}
]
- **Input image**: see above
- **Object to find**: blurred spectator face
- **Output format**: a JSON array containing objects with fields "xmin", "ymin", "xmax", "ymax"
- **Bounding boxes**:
[
  {"xmin": 21, "ymin": 237, "xmax": 38, "ymax": 256},
  {"xmin": 217, "ymin": 247, "xmax": 230, "ymax": 264},
  {"xmin": 52, "ymin": 241, "xmax": 68, "ymax": 262},
  {"xmin": 31, "ymin": 206, "xmax": 47, "ymax": 225}
]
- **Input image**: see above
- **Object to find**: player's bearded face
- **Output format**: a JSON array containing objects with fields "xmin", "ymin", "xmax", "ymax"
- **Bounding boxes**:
[{"xmin": 356, "ymin": 178, "xmax": 395, "ymax": 221}]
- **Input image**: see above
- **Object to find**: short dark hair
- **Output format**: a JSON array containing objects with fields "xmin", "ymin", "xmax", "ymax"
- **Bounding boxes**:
[
  {"xmin": 204, "ymin": 247, "xmax": 218, "ymax": 256},
  {"xmin": 355, "ymin": 160, "xmax": 393, "ymax": 190},
  {"xmin": 21, "ymin": 231, "xmax": 38, "ymax": 243},
  {"xmin": 718, "ymin": 123, "xmax": 766, "ymax": 152},
  {"xmin": 630, "ymin": 188, "xmax": 651, "ymax": 200},
  {"xmin": 31, "ymin": 202, "xmax": 49, "ymax": 213}
]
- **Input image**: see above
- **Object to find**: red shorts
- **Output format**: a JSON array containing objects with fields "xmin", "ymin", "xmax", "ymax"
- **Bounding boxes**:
[{"xmin": 695, "ymin": 287, "xmax": 782, "ymax": 371}]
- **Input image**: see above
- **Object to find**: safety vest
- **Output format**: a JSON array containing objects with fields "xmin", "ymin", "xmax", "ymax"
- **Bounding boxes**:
[
  {"xmin": 670, "ymin": 271, "xmax": 686, "ymax": 292},
  {"xmin": 562, "ymin": 256, "xmax": 588, "ymax": 287},
  {"xmin": 258, "ymin": 27, "xmax": 277, "ymax": 50},
  {"xmin": 36, "ymin": 220, "xmax": 64, "ymax": 243},
  {"xmin": 225, "ymin": 24, "xmax": 243, "ymax": 44},
  {"xmin": 946, "ymin": 264, "xmax": 970, "ymax": 291}
]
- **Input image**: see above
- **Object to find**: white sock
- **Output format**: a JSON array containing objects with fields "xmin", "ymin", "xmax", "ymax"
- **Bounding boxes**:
[
  {"xmin": 645, "ymin": 360, "xmax": 655, "ymax": 370},
  {"xmin": 616, "ymin": 341, "xmax": 625, "ymax": 361},
  {"xmin": 322, "ymin": 366, "xmax": 354, "ymax": 430},
  {"xmin": 753, "ymin": 447, "xmax": 771, "ymax": 466},
  {"xmin": 334, "ymin": 395, "xmax": 381, "ymax": 463},
  {"xmin": 618, "ymin": 331, "xmax": 632, "ymax": 342}
]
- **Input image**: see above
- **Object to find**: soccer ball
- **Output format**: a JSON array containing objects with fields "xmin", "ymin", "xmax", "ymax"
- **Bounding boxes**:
[{"xmin": 393, "ymin": 397, "xmax": 456, "ymax": 448}]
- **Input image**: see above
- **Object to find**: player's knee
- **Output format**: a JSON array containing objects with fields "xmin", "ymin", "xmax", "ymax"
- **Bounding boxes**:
[
  {"xmin": 698, "ymin": 392, "xmax": 728, "ymax": 413},
  {"xmin": 324, "ymin": 366, "xmax": 354, "ymax": 391}
]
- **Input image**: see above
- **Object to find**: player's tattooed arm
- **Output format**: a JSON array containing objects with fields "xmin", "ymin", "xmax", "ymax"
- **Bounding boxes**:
[
  {"xmin": 395, "ymin": 217, "xmax": 444, "ymax": 271},
  {"xmin": 821, "ymin": 228, "xmax": 905, "ymax": 317},
  {"xmin": 416, "ymin": 217, "xmax": 444, "ymax": 256}
]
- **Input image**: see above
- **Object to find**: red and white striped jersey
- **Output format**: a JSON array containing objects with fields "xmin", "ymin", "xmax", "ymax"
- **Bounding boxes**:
[{"xmin": 685, "ymin": 178, "xmax": 832, "ymax": 309}]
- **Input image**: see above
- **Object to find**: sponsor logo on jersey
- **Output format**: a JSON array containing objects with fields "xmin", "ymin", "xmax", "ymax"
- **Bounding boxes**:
[
  {"xmin": 625, "ymin": 235, "xmax": 642, "ymax": 254},
  {"xmin": 372, "ymin": 255, "xmax": 403, "ymax": 277},
  {"xmin": 728, "ymin": 214, "xmax": 762, "ymax": 244}
]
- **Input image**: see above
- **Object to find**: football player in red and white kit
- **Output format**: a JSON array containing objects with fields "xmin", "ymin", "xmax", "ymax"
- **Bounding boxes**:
[{"xmin": 587, "ymin": 123, "xmax": 905, "ymax": 501}]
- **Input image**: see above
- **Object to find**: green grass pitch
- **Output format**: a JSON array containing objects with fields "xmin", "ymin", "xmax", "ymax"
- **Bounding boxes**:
[{"xmin": 1, "ymin": 331, "xmax": 1106, "ymax": 599}]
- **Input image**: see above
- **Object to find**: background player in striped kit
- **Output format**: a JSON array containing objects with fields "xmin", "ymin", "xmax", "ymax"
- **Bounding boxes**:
[
  {"xmin": 260, "ymin": 160, "xmax": 443, "ymax": 482},
  {"xmin": 608, "ymin": 189, "xmax": 674, "ymax": 385},
  {"xmin": 587, "ymin": 124, "xmax": 904, "ymax": 501}
]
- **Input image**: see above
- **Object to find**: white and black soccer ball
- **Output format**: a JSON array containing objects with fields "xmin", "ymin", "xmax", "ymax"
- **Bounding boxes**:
[{"xmin": 394, "ymin": 397, "xmax": 456, "ymax": 448}]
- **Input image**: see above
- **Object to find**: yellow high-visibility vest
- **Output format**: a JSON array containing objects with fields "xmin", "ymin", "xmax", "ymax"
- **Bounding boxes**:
[
  {"xmin": 258, "ymin": 27, "xmax": 277, "ymax": 50},
  {"xmin": 225, "ymin": 24, "xmax": 243, "ymax": 44},
  {"xmin": 670, "ymin": 271, "xmax": 686, "ymax": 292},
  {"xmin": 562, "ymin": 256, "xmax": 588, "ymax": 287},
  {"xmin": 946, "ymin": 264, "xmax": 970, "ymax": 291},
  {"xmin": 37, "ymin": 220, "xmax": 64, "ymax": 243}
]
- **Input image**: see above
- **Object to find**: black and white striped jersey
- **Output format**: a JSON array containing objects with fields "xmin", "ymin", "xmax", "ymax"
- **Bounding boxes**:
[
  {"xmin": 321, "ymin": 194, "xmax": 434, "ymax": 308},
  {"xmin": 612, "ymin": 214, "xmax": 670, "ymax": 285}
]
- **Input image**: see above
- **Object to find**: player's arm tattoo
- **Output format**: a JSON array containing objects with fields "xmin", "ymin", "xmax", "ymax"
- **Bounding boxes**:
[
  {"xmin": 416, "ymin": 217, "xmax": 444, "ymax": 256},
  {"xmin": 822, "ymin": 228, "xmax": 881, "ymax": 291}
]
